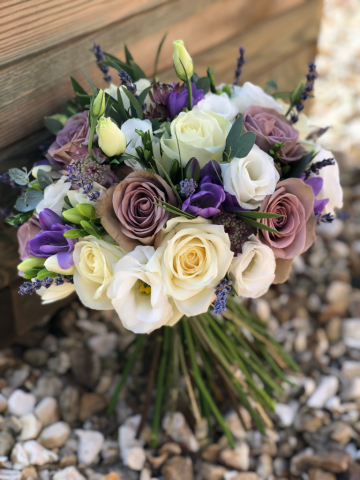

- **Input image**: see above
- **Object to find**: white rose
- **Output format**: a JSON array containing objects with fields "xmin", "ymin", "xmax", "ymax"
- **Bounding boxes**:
[
  {"xmin": 228, "ymin": 235, "xmax": 275, "ymax": 298},
  {"xmin": 36, "ymin": 177, "xmax": 71, "ymax": 216},
  {"xmin": 220, "ymin": 144, "xmax": 279, "ymax": 210},
  {"xmin": 121, "ymin": 118, "xmax": 161, "ymax": 171},
  {"xmin": 161, "ymin": 110, "xmax": 231, "ymax": 170},
  {"xmin": 108, "ymin": 246, "xmax": 177, "ymax": 334},
  {"xmin": 229, "ymin": 82, "xmax": 284, "ymax": 114},
  {"xmin": 73, "ymin": 236, "xmax": 125, "ymax": 310},
  {"xmin": 36, "ymin": 282, "xmax": 75, "ymax": 305},
  {"xmin": 308, "ymin": 149, "xmax": 343, "ymax": 214},
  {"xmin": 194, "ymin": 92, "xmax": 239, "ymax": 123},
  {"xmin": 148, "ymin": 217, "xmax": 234, "ymax": 317},
  {"xmin": 67, "ymin": 181, "xmax": 106, "ymax": 208}
]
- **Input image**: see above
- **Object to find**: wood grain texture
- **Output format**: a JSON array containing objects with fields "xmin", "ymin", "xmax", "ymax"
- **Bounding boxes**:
[{"xmin": 0, "ymin": 0, "xmax": 307, "ymax": 150}]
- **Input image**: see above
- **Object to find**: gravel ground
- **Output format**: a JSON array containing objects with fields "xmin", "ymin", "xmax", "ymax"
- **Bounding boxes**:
[{"xmin": 0, "ymin": 1, "xmax": 359, "ymax": 479}]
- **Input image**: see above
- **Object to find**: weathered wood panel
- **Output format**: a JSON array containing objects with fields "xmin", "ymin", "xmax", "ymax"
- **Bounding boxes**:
[{"xmin": 0, "ymin": 0, "xmax": 311, "ymax": 150}]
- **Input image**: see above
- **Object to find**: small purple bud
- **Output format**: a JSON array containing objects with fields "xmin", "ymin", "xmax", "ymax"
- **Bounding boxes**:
[{"xmin": 185, "ymin": 157, "xmax": 201, "ymax": 182}]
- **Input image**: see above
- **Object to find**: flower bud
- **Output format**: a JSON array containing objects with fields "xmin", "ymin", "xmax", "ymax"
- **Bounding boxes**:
[
  {"xmin": 75, "ymin": 203, "xmax": 97, "ymax": 219},
  {"xmin": 44, "ymin": 255, "xmax": 75, "ymax": 275},
  {"xmin": 18, "ymin": 256, "xmax": 45, "ymax": 271},
  {"xmin": 92, "ymin": 89, "xmax": 106, "ymax": 117},
  {"xmin": 31, "ymin": 164, "xmax": 52, "ymax": 179},
  {"xmin": 173, "ymin": 40, "xmax": 193, "ymax": 82},
  {"xmin": 96, "ymin": 116, "xmax": 127, "ymax": 157},
  {"xmin": 184, "ymin": 157, "xmax": 201, "ymax": 182},
  {"xmin": 62, "ymin": 208, "xmax": 86, "ymax": 225}
]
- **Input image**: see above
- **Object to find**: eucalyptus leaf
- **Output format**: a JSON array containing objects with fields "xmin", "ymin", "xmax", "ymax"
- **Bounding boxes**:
[
  {"xmin": 37, "ymin": 169, "xmax": 53, "ymax": 190},
  {"xmin": 44, "ymin": 117, "xmax": 64, "ymax": 135},
  {"xmin": 223, "ymin": 115, "xmax": 243, "ymax": 161},
  {"xmin": 9, "ymin": 168, "xmax": 28, "ymax": 186},
  {"xmin": 122, "ymin": 88, "xmax": 143, "ymax": 119},
  {"xmin": 15, "ymin": 190, "xmax": 44, "ymax": 212},
  {"xmin": 284, "ymin": 150, "xmax": 315, "ymax": 179},
  {"xmin": 191, "ymin": 72, "xmax": 200, "ymax": 83},
  {"xmin": 231, "ymin": 131, "xmax": 256, "ymax": 159}
]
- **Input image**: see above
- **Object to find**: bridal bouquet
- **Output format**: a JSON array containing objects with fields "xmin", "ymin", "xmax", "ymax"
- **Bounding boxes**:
[{"xmin": 4, "ymin": 39, "xmax": 343, "ymax": 444}]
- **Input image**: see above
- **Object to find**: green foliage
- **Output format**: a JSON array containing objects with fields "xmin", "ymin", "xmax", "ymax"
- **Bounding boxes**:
[
  {"xmin": 15, "ymin": 190, "xmax": 44, "ymax": 212},
  {"xmin": 283, "ymin": 150, "xmax": 316, "ymax": 179},
  {"xmin": 223, "ymin": 115, "xmax": 256, "ymax": 161},
  {"xmin": 37, "ymin": 170, "xmax": 53, "ymax": 190},
  {"xmin": 5, "ymin": 211, "xmax": 34, "ymax": 226},
  {"xmin": 9, "ymin": 168, "xmax": 28, "ymax": 186}
]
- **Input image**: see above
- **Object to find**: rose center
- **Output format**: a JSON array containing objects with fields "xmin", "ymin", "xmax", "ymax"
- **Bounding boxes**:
[{"xmin": 177, "ymin": 246, "xmax": 206, "ymax": 276}]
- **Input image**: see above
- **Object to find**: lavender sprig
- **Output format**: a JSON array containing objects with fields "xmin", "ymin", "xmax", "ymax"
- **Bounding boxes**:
[
  {"xmin": 316, "ymin": 212, "xmax": 334, "ymax": 224},
  {"xmin": 180, "ymin": 179, "xmax": 198, "ymax": 199},
  {"xmin": 66, "ymin": 165, "xmax": 100, "ymax": 201},
  {"xmin": 119, "ymin": 70, "xmax": 137, "ymax": 97},
  {"xmin": 93, "ymin": 43, "xmax": 111, "ymax": 83},
  {"xmin": 214, "ymin": 278, "xmax": 232, "ymax": 314},
  {"xmin": 292, "ymin": 61, "xmax": 317, "ymax": 122},
  {"xmin": 304, "ymin": 157, "xmax": 335, "ymax": 179},
  {"xmin": 233, "ymin": 46, "xmax": 245, "ymax": 86},
  {"xmin": 19, "ymin": 275, "xmax": 74, "ymax": 295}
]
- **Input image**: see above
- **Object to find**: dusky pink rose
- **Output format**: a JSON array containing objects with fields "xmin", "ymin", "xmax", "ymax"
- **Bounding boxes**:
[
  {"xmin": 258, "ymin": 178, "xmax": 316, "ymax": 284},
  {"xmin": 243, "ymin": 106, "xmax": 306, "ymax": 163},
  {"xmin": 17, "ymin": 218, "xmax": 41, "ymax": 261},
  {"xmin": 96, "ymin": 171, "xmax": 178, "ymax": 251},
  {"xmin": 48, "ymin": 111, "xmax": 96, "ymax": 164}
]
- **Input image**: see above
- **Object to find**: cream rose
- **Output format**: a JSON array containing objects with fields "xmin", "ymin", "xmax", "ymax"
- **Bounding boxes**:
[
  {"xmin": 228, "ymin": 82, "xmax": 284, "ymax": 114},
  {"xmin": 121, "ymin": 118, "xmax": 161, "ymax": 171},
  {"xmin": 194, "ymin": 92, "xmax": 239, "ymax": 123},
  {"xmin": 228, "ymin": 235, "xmax": 276, "ymax": 298},
  {"xmin": 160, "ymin": 110, "xmax": 232, "ymax": 170},
  {"xmin": 108, "ymin": 246, "xmax": 177, "ymax": 334},
  {"xmin": 36, "ymin": 282, "xmax": 75, "ymax": 305},
  {"xmin": 73, "ymin": 236, "xmax": 125, "ymax": 310},
  {"xmin": 148, "ymin": 217, "xmax": 234, "ymax": 317},
  {"xmin": 36, "ymin": 177, "xmax": 71, "ymax": 216},
  {"xmin": 220, "ymin": 144, "xmax": 279, "ymax": 210}
]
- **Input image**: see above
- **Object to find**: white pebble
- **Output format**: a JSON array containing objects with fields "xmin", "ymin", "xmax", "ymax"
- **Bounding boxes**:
[
  {"xmin": 7, "ymin": 390, "xmax": 36, "ymax": 417},
  {"xmin": 39, "ymin": 422, "xmax": 71, "ymax": 449},
  {"xmin": 53, "ymin": 467, "xmax": 86, "ymax": 480},
  {"xmin": 87, "ymin": 333, "xmax": 118, "ymax": 358},
  {"xmin": 10, "ymin": 443, "xmax": 29, "ymax": 470},
  {"xmin": 75, "ymin": 429, "xmax": 104, "ymax": 466},
  {"xmin": 0, "ymin": 471, "xmax": 21, "ymax": 480},
  {"xmin": 35, "ymin": 397, "xmax": 59, "ymax": 427},
  {"xmin": 23, "ymin": 440, "xmax": 58, "ymax": 466},
  {"xmin": 18, "ymin": 414, "xmax": 42, "ymax": 441},
  {"xmin": 162, "ymin": 412, "xmax": 199, "ymax": 452},
  {"xmin": 275, "ymin": 401, "xmax": 299, "ymax": 428},
  {"xmin": 307, "ymin": 376, "xmax": 339, "ymax": 408}
]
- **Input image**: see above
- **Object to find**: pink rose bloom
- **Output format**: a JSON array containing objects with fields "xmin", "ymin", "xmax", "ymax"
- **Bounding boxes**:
[
  {"xmin": 17, "ymin": 218, "xmax": 41, "ymax": 261},
  {"xmin": 48, "ymin": 111, "xmax": 95, "ymax": 164},
  {"xmin": 243, "ymin": 106, "xmax": 306, "ymax": 163},
  {"xmin": 258, "ymin": 178, "xmax": 316, "ymax": 283}
]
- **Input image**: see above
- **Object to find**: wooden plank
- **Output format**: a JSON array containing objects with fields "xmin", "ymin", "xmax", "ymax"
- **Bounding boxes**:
[
  {"xmin": 0, "ymin": 0, "xmax": 168, "ymax": 66},
  {"xmin": 0, "ymin": 0, "xmax": 307, "ymax": 150}
]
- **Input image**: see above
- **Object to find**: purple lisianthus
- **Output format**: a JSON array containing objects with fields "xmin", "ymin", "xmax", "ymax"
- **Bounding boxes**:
[
  {"xmin": 28, "ymin": 209, "xmax": 76, "ymax": 269},
  {"xmin": 166, "ymin": 83, "xmax": 204, "ymax": 119},
  {"xmin": 300, "ymin": 174, "xmax": 329, "ymax": 214}
]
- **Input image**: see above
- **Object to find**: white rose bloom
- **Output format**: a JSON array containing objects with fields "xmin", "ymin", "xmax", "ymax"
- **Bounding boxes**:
[
  {"xmin": 108, "ymin": 246, "xmax": 176, "ymax": 334},
  {"xmin": 161, "ymin": 110, "xmax": 231, "ymax": 170},
  {"xmin": 121, "ymin": 118, "xmax": 161, "ymax": 171},
  {"xmin": 220, "ymin": 144, "xmax": 279, "ymax": 210},
  {"xmin": 36, "ymin": 177, "xmax": 71, "ymax": 216},
  {"xmin": 228, "ymin": 235, "xmax": 276, "ymax": 298},
  {"xmin": 36, "ymin": 282, "xmax": 75, "ymax": 305},
  {"xmin": 73, "ymin": 236, "xmax": 125, "ymax": 310},
  {"xmin": 194, "ymin": 92, "xmax": 239, "ymax": 124},
  {"xmin": 67, "ymin": 181, "xmax": 106, "ymax": 208},
  {"xmin": 148, "ymin": 217, "xmax": 234, "ymax": 318},
  {"xmin": 228, "ymin": 82, "xmax": 284, "ymax": 114},
  {"xmin": 308, "ymin": 149, "xmax": 343, "ymax": 214}
]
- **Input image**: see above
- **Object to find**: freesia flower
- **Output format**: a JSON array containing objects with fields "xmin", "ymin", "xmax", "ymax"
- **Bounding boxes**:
[
  {"xmin": 17, "ymin": 218, "xmax": 41, "ymax": 261},
  {"xmin": 166, "ymin": 83, "xmax": 204, "ymax": 119},
  {"xmin": 301, "ymin": 175, "xmax": 329, "ymax": 215},
  {"xmin": 148, "ymin": 217, "xmax": 233, "ymax": 318},
  {"xmin": 228, "ymin": 235, "xmax": 276, "ymax": 298},
  {"xmin": 121, "ymin": 118, "xmax": 161, "ymax": 171},
  {"xmin": 182, "ymin": 177, "xmax": 225, "ymax": 218},
  {"xmin": 220, "ymin": 144, "xmax": 279, "ymax": 210},
  {"xmin": 108, "ymin": 246, "xmax": 175, "ymax": 334},
  {"xmin": 161, "ymin": 110, "xmax": 231, "ymax": 170},
  {"xmin": 73, "ymin": 236, "xmax": 125, "ymax": 310},
  {"xmin": 194, "ymin": 92, "xmax": 239, "ymax": 123},
  {"xmin": 36, "ymin": 177, "xmax": 71, "ymax": 216},
  {"xmin": 36, "ymin": 282, "xmax": 76, "ymax": 305}
]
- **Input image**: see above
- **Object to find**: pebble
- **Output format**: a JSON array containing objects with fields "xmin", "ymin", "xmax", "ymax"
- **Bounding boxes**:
[
  {"xmin": 69, "ymin": 348, "xmax": 100, "ymax": 390},
  {"xmin": 87, "ymin": 333, "xmax": 118, "ymax": 358},
  {"xmin": 341, "ymin": 378, "xmax": 360, "ymax": 401},
  {"xmin": 34, "ymin": 396, "xmax": 59, "ymax": 427},
  {"xmin": 122, "ymin": 447, "xmax": 146, "ymax": 471},
  {"xmin": 200, "ymin": 462, "xmax": 229, "ymax": 480},
  {"xmin": 342, "ymin": 360, "xmax": 360, "ymax": 379},
  {"xmin": 23, "ymin": 349, "xmax": 49, "ymax": 368},
  {"xmin": 18, "ymin": 414, "xmax": 42, "ymax": 441},
  {"xmin": 36, "ymin": 375, "xmax": 63, "ymax": 398},
  {"xmin": 39, "ymin": 422, "xmax": 71, "ymax": 448},
  {"xmin": 0, "ymin": 471, "xmax": 21, "ymax": 480},
  {"xmin": 10, "ymin": 443, "xmax": 29, "ymax": 470},
  {"xmin": 326, "ymin": 281, "xmax": 352, "ymax": 303},
  {"xmin": 330, "ymin": 421, "xmax": 354, "ymax": 444},
  {"xmin": 59, "ymin": 386, "xmax": 80, "ymax": 425},
  {"xmin": 223, "ymin": 473, "xmax": 259, "ymax": 480},
  {"xmin": 79, "ymin": 393, "xmax": 107, "ymax": 422},
  {"xmin": 0, "ymin": 432, "xmax": 14, "ymax": 457},
  {"xmin": 23, "ymin": 440, "xmax": 58, "ymax": 465},
  {"xmin": 21, "ymin": 466, "xmax": 37, "ymax": 479},
  {"xmin": 219, "ymin": 442, "xmax": 250, "ymax": 471},
  {"xmin": 342, "ymin": 319, "xmax": 360, "ymax": 349},
  {"xmin": 53, "ymin": 467, "xmax": 86, "ymax": 480},
  {"xmin": 0, "ymin": 396, "xmax": 7, "ymax": 414},
  {"xmin": 307, "ymin": 376, "xmax": 339, "ymax": 409},
  {"xmin": 275, "ymin": 401, "xmax": 299, "ymax": 427},
  {"xmin": 256, "ymin": 454, "xmax": 272, "ymax": 480},
  {"xmin": 162, "ymin": 412, "xmax": 199, "ymax": 453},
  {"xmin": 7, "ymin": 391, "xmax": 36, "ymax": 417},
  {"xmin": 162, "ymin": 456, "xmax": 194, "ymax": 480},
  {"xmin": 75, "ymin": 429, "xmax": 104, "ymax": 466}
]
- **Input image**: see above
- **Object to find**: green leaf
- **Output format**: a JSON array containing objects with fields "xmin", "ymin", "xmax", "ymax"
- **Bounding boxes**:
[
  {"xmin": 211, "ymin": 160, "xmax": 223, "ymax": 185},
  {"xmin": 196, "ymin": 77, "xmax": 210, "ymax": 94},
  {"xmin": 153, "ymin": 161, "xmax": 182, "ymax": 205},
  {"xmin": 290, "ymin": 81, "xmax": 305, "ymax": 105},
  {"xmin": 153, "ymin": 200, "xmax": 194, "ymax": 220},
  {"xmin": 23, "ymin": 268, "xmax": 42, "ymax": 280},
  {"xmin": 81, "ymin": 68, "xmax": 97, "ymax": 91},
  {"xmin": 232, "ymin": 211, "xmax": 284, "ymax": 219},
  {"xmin": 104, "ymin": 55, "xmax": 134, "ymax": 78},
  {"xmin": 124, "ymin": 44, "xmax": 134, "ymax": 64},
  {"xmin": 233, "ymin": 131, "xmax": 256, "ymax": 159},
  {"xmin": 63, "ymin": 229, "xmax": 87, "ymax": 239},
  {"xmin": 5, "ymin": 211, "xmax": 33, "ymax": 226},
  {"xmin": 37, "ymin": 269, "xmax": 58, "ymax": 280},
  {"xmin": 224, "ymin": 115, "xmax": 243, "ymax": 161},
  {"xmin": 9, "ymin": 168, "xmax": 28, "ymax": 186},
  {"xmin": 137, "ymin": 86, "xmax": 152, "ymax": 108},
  {"xmin": 264, "ymin": 79, "xmax": 278, "ymax": 94},
  {"xmin": 115, "ymin": 88, "xmax": 129, "ymax": 122},
  {"xmin": 272, "ymin": 91, "xmax": 291, "ymax": 99},
  {"xmin": 153, "ymin": 33, "xmax": 167, "ymax": 81},
  {"xmin": 122, "ymin": 88, "xmax": 143, "ymax": 119},
  {"xmin": 44, "ymin": 117, "xmax": 64, "ymax": 135},
  {"xmin": 70, "ymin": 77, "xmax": 88, "ymax": 96},
  {"xmin": 169, "ymin": 159, "xmax": 181, "ymax": 185},
  {"xmin": 240, "ymin": 216, "xmax": 281, "ymax": 235},
  {"xmin": 15, "ymin": 190, "xmax": 43, "ymax": 212},
  {"xmin": 37, "ymin": 170, "xmax": 53, "ymax": 190},
  {"xmin": 129, "ymin": 59, "xmax": 146, "ymax": 82},
  {"xmin": 64, "ymin": 196, "xmax": 72, "ymax": 208},
  {"xmin": 285, "ymin": 150, "xmax": 315, "ymax": 179}
]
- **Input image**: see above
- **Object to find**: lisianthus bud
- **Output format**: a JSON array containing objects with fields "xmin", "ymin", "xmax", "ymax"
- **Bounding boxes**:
[
  {"xmin": 18, "ymin": 256, "xmax": 45, "ymax": 271},
  {"xmin": 75, "ymin": 203, "xmax": 97, "ymax": 219},
  {"xmin": 96, "ymin": 116, "xmax": 127, "ymax": 157},
  {"xmin": 62, "ymin": 208, "xmax": 86, "ymax": 224},
  {"xmin": 31, "ymin": 165, "xmax": 52, "ymax": 179},
  {"xmin": 173, "ymin": 40, "xmax": 193, "ymax": 82},
  {"xmin": 92, "ymin": 89, "xmax": 106, "ymax": 117},
  {"xmin": 44, "ymin": 254, "xmax": 75, "ymax": 275}
]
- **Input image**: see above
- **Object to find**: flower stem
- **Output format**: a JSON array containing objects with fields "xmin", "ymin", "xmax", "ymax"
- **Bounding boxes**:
[
  {"xmin": 88, "ymin": 120, "xmax": 97, "ymax": 162},
  {"xmin": 186, "ymin": 77, "xmax": 193, "ymax": 110}
]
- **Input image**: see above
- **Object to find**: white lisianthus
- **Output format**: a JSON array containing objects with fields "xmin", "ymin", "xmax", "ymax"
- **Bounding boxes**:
[
  {"xmin": 226, "ymin": 82, "xmax": 284, "ymax": 114},
  {"xmin": 96, "ymin": 117, "xmax": 127, "ymax": 157},
  {"xmin": 194, "ymin": 92, "xmax": 239, "ymax": 123},
  {"xmin": 36, "ymin": 282, "xmax": 75, "ymax": 305},
  {"xmin": 36, "ymin": 177, "xmax": 71, "ymax": 216},
  {"xmin": 220, "ymin": 144, "xmax": 279, "ymax": 210},
  {"xmin": 108, "ymin": 246, "xmax": 177, "ymax": 334},
  {"xmin": 228, "ymin": 235, "xmax": 276, "ymax": 298},
  {"xmin": 121, "ymin": 118, "xmax": 161, "ymax": 171},
  {"xmin": 308, "ymin": 149, "xmax": 343, "ymax": 214},
  {"xmin": 44, "ymin": 255, "xmax": 75, "ymax": 275},
  {"xmin": 67, "ymin": 181, "xmax": 106, "ymax": 208},
  {"xmin": 73, "ymin": 236, "xmax": 125, "ymax": 310},
  {"xmin": 161, "ymin": 110, "xmax": 231, "ymax": 170},
  {"xmin": 148, "ymin": 217, "xmax": 234, "ymax": 318},
  {"xmin": 105, "ymin": 79, "xmax": 151, "ymax": 109}
]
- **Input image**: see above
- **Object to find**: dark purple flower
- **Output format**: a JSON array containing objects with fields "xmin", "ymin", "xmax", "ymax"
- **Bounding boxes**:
[
  {"xmin": 38, "ymin": 208, "xmax": 64, "ymax": 231},
  {"xmin": 301, "ymin": 174, "xmax": 329, "ymax": 215},
  {"xmin": 182, "ymin": 182, "xmax": 225, "ymax": 218},
  {"xmin": 28, "ymin": 222, "xmax": 76, "ymax": 269},
  {"xmin": 166, "ymin": 83, "xmax": 204, "ymax": 119}
]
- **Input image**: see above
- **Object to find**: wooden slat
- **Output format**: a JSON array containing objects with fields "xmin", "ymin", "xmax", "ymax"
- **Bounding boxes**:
[{"xmin": 0, "ymin": 0, "xmax": 307, "ymax": 150}]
